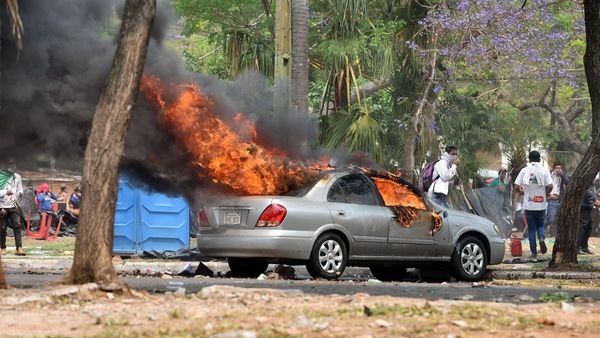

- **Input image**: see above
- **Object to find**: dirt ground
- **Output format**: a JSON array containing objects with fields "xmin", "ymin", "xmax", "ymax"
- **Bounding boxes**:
[{"xmin": 1, "ymin": 284, "xmax": 600, "ymax": 338}]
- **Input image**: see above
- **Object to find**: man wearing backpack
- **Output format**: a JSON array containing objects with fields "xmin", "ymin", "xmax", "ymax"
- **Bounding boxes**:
[{"xmin": 426, "ymin": 144, "xmax": 460, "ymax": 208}]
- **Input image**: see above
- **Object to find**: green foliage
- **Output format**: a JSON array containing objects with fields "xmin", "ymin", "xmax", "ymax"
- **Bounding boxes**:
[
  {"xmin": 174, "ymin": 0, "xmax": 274, "ymax": 78},
  {"xmin": 436, "ymin": 90, "xmax": 500, "ymax": 180},
  {"xmin": 322, "ymin": 107, "xmax": 385, "ymax": 163}
]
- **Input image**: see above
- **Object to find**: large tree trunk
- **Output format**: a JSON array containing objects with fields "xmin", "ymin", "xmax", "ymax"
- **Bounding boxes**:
[
  {"xmin": 291, "ymin": 0, "xmax": 309, "ymax": 114},
  {"xmin": 550, "ymin": 0, "xmax": 600, "ymax": 267},
  {"xmin": 66, "ymin": 0, "xmax": 156, "ymax": 290}
]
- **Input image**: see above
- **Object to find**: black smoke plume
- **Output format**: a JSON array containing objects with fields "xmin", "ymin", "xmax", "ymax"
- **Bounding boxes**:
[{"xmin": 0, "ymin": 1, "xmax": 370, "ymax": 203}]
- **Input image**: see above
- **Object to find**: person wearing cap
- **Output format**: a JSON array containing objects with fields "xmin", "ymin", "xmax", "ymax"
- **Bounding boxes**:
[
  {"xmin": 427, "ymin": 144, "xmax": 460, "ymax": 208},
  {"xmin": 0, "ymin": 159, "xmax": 25, "ymax": 256},
  {"xmin": 514, "ymin": 150, "xmax": 553, "ymax": 260}
]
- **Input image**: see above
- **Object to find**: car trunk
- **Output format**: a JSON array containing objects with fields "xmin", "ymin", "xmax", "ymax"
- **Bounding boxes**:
[{"xmin": 204, "ymin": 196, "xmax": 275, "ymax": 229}]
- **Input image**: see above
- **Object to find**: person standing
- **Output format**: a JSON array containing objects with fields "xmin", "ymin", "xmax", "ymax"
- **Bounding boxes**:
[
  {"xmin": 546, "ymin": 161, "xmax": 569, "ymax": 237},
  {"xmin": 0, "ymin": 160, "xmax": 26, "ymax": 256},
  {"xmin": 514, "ymin": 151, "xmax": 553, "ymax": 260},
  {"xmin": 427, "ymin": 144, "xmax": 459, "ymax": 208},
  {"xmin": 577, "ymin": 184, "xmax": 600, "ymax": 255},
  {"xmin": 489, "ymin": 168, "xmax": 508, "ymax": 192}
]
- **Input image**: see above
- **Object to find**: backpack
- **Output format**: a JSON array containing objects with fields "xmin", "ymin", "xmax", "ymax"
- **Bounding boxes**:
[{"xmin": 418, "ymin": 161, "xmax": 439, "ymax": 192}]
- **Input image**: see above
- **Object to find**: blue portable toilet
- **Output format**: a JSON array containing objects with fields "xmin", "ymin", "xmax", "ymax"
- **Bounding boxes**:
[{"xmin": 113, "ymin": 176, "xmax": 189, "ymax": 255}]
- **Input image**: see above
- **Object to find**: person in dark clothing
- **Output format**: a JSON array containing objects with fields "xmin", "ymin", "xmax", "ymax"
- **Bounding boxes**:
[
  {"xmin": 68, "ymin": 184, "xmax": 82, "ymax": 216},
  {"xmin": 578, "ymin": 184, "xmax": 600, "ymax": 254}
]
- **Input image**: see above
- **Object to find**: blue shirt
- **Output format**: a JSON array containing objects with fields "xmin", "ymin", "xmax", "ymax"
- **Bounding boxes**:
[
  {"xmin": 69, "ymin": 193, "xmax": 81, "ymax": 209},
  {"xmin": 37, "ymin": 192, "xmax": 57, "ymax": 211}
]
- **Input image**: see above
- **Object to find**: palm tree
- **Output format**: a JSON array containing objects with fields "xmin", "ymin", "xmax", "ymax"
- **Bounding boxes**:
[{"xmin": 291, "ymin": 0, "xmax": 309, "ymax": 113}]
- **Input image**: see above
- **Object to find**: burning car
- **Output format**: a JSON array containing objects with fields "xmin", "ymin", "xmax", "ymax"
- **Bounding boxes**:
[
  {"xmin": 138, "ymin": 76, "xmax": 503, "ymax": 281},
  {"xmin": 196, "ymin": 168, "xmax": 505, "ymax": 282}
]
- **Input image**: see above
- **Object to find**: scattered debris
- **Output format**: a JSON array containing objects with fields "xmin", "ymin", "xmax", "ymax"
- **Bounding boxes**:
[
  {"xmin": 452, "ymin": 320, "xmax": 468, "ymax": 328},
  {"xmin": 561, "ymin": 301, "xmax": 576, "ymax": 313},
  {"xmin": 374, "ymin": 319, "xmax": 392, "ymax": 328},
  {"xmin": 256, "ymin": 274, "xmax": 268, "ymax": 280},
  {"xmin": 273, "ymin": 264, "xmax": 295, "ymax": 279},
  {"xmin": 212, "ymin": 330, "xmax": 257, "ymax": 338},
  {"xmin": 458, "ymin": 294, "xmax": 474, "ymax": 301},
  {"xmin": 517, "ymin": 294, "xmax": 536, "ymax": 302}
]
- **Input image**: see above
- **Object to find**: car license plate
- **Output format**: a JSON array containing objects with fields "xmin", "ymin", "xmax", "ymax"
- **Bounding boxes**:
[{"xmin": 224, "ymin": 212, "xmax": 241, "ymax": 225}]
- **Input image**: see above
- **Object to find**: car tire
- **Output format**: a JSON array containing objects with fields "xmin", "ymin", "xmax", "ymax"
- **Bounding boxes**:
[
  {"xmin": 369, "ymin": 264, "xmax": 407, "ymax": 282},
  {"xmin": 450, "ymin": 236, "xmax": 488, "ymax": 282},
  {"xmin": 306, "ymin": 233, "xmax": 347, "ymax": 280},
  {"xmin": 227, "ymin": 258, "xmax": 268, "ymax": 278}
]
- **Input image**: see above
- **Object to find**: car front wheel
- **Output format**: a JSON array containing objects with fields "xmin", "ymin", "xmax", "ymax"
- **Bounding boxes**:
[
  {"xmin": 227, "ymin": 258, "xmax": 268, "ymax": 278},
  {"xmin": 306, "ymin": 233, "xmax": 347, "ymax": 280},
  {"xmin": 450, "ymin": 236, "xmax": 488, "ymax": 281}
]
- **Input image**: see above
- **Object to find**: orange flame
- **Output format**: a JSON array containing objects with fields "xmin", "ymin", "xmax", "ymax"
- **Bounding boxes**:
[
  {"xmin": 372, "ymin": 177, "xmax": 426, "ymax": 210},
  {"xmin": 140, "ymin": 75, "xmax": 313, "ymax": 195}
]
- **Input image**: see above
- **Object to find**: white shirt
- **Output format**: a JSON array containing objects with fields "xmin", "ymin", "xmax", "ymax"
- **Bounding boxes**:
[
  {"xmin": 515, "ymin": 163, "xmax": 552, "ymax": 211},
  {"xmin": 427, "ymin": 159, "xmax": 457, "ymax": 197},
  {"xmin": 0, "ymin": 173, "xmax": 23, "ymax": 208}
]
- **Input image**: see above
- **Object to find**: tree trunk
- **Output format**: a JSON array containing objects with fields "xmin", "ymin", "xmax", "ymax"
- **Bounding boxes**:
[
  {"xmin": 291, "ymin": 0, "xmax": 309, "ymax": 114},
  {"xmin": 550, "ymin": 0, "xmax": 600, "ymax": 267},
  {"xmin": 274, "ymin": 0, "xmax": 292, "ymax": 112},
  {"xmin": 66, "ymin": 0, "xmax": 156, "ymax": 290},
  {"xmin": 401, "ymin": 127, "xmax": 417, "ymax": 183}
]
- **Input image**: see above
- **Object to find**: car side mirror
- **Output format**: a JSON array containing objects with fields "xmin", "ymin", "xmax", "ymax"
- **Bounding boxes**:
[{"xmin": 442, "ymin": 211, "xmax": 448, "ymax": 218}]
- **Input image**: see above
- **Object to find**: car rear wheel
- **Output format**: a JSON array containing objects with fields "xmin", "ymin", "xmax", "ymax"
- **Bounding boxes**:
[
  {"xmin": 227, "ymin": 258, "xmax": 268, "ymax": 278},
  {"xmin": 369, "ymin": 264, "xmax": 408, "ymax": 282},
  {"xmin": 306, "ymin": 233, "xmax": 347, "ymax": 280},
  {"xmin": 450, "ymin": 236, "xmax": 488, "ymax": 281}
]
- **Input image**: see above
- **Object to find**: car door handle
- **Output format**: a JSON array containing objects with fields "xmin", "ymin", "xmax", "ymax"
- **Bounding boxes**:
[
  {"xmin": 390, "ymin": 215, "xmax": 398, "ymax": 220},
  {"xmin": 336, "ymin": 210, "xmax": 347, "ymax": 216}
]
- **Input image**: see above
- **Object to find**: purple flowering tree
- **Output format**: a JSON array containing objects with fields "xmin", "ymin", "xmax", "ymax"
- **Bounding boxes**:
[{"xmin": 408, "ymin": 0, "xmax": 588, "ymax": 159}]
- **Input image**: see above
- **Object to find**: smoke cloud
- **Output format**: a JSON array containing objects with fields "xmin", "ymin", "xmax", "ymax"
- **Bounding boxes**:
[{"xmin": 0, "ymin": 0, "xmax": 368, "ymax": 203}]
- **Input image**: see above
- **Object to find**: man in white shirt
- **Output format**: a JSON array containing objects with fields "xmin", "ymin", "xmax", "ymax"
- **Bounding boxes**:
[
  {"xmin": 0, "ymin": 159, "xmax": 25, "ymax": 256},
  {"xmin": 514, "ymin": 151, "xmax": 553, "ymax": 260},
  {"xmin": 427, "ymin": 144, "xmax": 459, "ymax": 208}
]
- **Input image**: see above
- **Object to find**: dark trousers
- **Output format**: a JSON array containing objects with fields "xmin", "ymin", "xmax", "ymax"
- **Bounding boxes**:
[
  {"xmin": 524, "ymin": 209, "xmax": 545, "ymax": 255},
  {"xmin": 0, "ymin": 207, "xmax": 23, "ymax": 249},
  {"xmin": 578, "ymin": 206, "xmax": 593, "ymax": 250}
]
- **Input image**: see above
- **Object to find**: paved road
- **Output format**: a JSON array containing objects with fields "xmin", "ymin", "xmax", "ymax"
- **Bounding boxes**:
[{"xmin": 6, "ymin": 272, "xmax": 600, "ymax": 304}]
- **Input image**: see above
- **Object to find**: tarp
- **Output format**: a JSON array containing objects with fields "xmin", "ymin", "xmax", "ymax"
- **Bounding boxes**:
[{"xmin": 448, "ymin": 186, "xmax": 513, "ymax": 237}]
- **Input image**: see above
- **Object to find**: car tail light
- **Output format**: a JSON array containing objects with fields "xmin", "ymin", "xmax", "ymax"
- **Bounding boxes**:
[
  {"xmin": 256, "ymin": 204, "xmax": 287, "ymax": 227},
  {"xmin": 198, "ymin": 208, "xmax": 209, "ymax": 227}
]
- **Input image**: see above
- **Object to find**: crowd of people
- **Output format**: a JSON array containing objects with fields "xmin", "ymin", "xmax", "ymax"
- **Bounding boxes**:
[
  {"xmin": 0, "ymin": 160, "xmax": 82, "ymax": 256},
  {"xmin": 426, "ymin": 146, "xmax": 600, "ymax": 260}
]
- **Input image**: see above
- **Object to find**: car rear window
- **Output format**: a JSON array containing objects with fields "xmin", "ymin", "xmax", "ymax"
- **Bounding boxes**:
[{"xmin": 280, "ymin": 174, "xmax": 323, "ymax": 197}]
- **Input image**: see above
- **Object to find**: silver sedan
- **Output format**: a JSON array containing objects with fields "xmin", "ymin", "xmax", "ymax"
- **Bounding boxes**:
[{"xmin": 197, "ymin": 169, "xmax": 505, "ymax": 281}]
